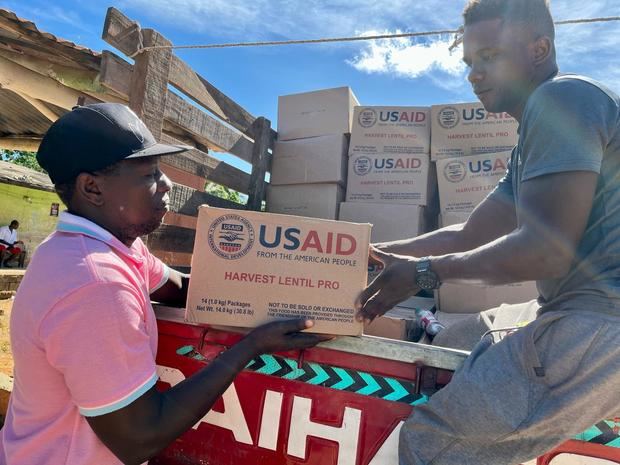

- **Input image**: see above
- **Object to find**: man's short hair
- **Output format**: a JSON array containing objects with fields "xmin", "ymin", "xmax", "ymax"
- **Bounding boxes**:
[
  {"xmin": 54, "ymin": 162, "xmax": 122, "ymax": 208},
  {"xmin": 463, "ymin": 0, "xmax": 555, "ymax": 40},
  {"xmin": 9, "ymin": 220, "xmax": 18, "ymax": 227}
]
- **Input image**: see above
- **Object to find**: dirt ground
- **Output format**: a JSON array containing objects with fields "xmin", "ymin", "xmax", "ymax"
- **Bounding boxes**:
[{"xmin": 0, "ymin": 297, "xmax": 13, "ymax": 377}]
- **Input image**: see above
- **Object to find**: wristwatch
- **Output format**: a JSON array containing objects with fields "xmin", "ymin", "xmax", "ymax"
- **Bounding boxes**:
[{"xmin": 415, "ymin": 258, "xmax": 441, "ymax": 290}]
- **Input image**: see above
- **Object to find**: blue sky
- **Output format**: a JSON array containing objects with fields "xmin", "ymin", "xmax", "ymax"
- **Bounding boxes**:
[{"xmin": 4, "ymin": 0, "xmax": 620, "ymax": 171}]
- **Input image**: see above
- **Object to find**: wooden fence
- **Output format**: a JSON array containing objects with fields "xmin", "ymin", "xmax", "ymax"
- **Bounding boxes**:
[{"xmin": 100, "ymin": 8, "xmax": 276, "ymax": 270}]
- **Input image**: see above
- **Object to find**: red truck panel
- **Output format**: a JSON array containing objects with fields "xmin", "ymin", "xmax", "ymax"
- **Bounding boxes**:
[{"xmin": 153, "ymin": 318, "xmax": 620, "ymax": 465}]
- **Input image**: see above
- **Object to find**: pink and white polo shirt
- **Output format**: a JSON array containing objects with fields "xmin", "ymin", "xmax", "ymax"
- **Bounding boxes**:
[{"xmin": 0, "ymin": 212, "xmax": 169, "ymax": 464}]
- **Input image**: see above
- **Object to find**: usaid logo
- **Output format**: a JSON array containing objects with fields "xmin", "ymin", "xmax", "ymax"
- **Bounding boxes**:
[
  {"xmin": 208, "ymin": 214, "xmax": 255, "ymax": 260},
  {"xmin": 443, "ymin": 160, "xmax": 467, "ymax": 183},
  {"xmin": 353, "ymin": 156, "xmax": 372, "ymax": 176},
  {"xmin": 437, "ymin": 106, "xmax": 460, "ymax": 129},
  {"xmin": 357, "ymin": 108, "xmax": 377, "ymax": 128}
]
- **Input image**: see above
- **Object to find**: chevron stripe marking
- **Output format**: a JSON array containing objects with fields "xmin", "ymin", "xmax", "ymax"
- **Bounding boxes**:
[
  {"xmin": 260, "ymin": 354, "xmax": 282, "ymax": 376},
  {"xmin": 282, "ymin": 358, "xmax": 306, "ymax": 380},
  {"xmin": 348, "ymin": 370, "xmax": 368, "ymax": 393},
  {"xmin": 321, "ymin": 365, "xmax": 340, "ymax": 388},
  {"xmin": 306, "ymin": 362, "xmax": 330, "ymax": 385},
  {"xmin": 383, "ymin": 377, "xmax": 411, "ymax": 402},
  {"xmin": 373, "ymin": 374, "xmax": 394, "ymax": 399},
  {"xmin": 331, "ymin": 367, "xmax": 355, "ymax": 391},
  {"xmin": 357, "ymin": 372, "xmax": 382, "ymax": 396},
  {"xmin": 296, "ymin": 362, "xmax": 318, "ymax": 383}
]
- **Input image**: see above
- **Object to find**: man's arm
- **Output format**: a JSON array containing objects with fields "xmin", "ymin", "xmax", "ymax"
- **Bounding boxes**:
[
  {"xmin": 150, "ymin": 268, "xmax": 188, "ymax": 307},
  {"xmin": 432, "ymin": 170, "xmax": 597, "ymax": 283},
  {"xmin": 374, "ymin": 184, "xmax": 516, "ymax": 257},
  {"xmin": 358, "ymin": 170, "xmax": 597, "ymax": 320},
  {"xmin": 86, "ymin": 319, "xmax": 331, "ymax": 465}
]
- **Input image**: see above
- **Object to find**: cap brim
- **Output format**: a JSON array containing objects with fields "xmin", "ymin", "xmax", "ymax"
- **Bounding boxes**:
[{"xmin": 125, "ymin": 142, "xmax": 192, "ymax": 159}]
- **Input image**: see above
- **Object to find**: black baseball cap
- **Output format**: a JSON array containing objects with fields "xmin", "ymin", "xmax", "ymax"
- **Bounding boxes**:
[{"xmin": 37, "ymin": 103, "xmax": 191, "ymax": 184}]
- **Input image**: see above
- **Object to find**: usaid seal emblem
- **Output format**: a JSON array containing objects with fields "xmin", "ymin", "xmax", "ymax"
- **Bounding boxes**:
[
  {"xmin": 437, "ymin": 106, "xmax": 460, "ymax": 129},
  {"xmin": 208, "ymin": 214, "xmax": 255, "ymax": 260},
  {"xmin": 358, "ymin": 108, "xmax": 377, "ymax": 128},
  {"xmin": 353, "ymin": 156, "xmax": 373, "ymax": 176},
  {"xmin": 443, "ymin": 160, "xmax": 467, "ymax": 183}
]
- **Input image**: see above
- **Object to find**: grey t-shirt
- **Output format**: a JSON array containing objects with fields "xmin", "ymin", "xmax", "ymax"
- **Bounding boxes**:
[{"xmin": 496, "ymin": 74, "xmax": 620, "ymax": 314}]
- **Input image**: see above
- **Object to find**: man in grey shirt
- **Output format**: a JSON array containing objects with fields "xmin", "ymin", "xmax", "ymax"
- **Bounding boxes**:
[{"xmin": 356, "ymin": 0, "xmax": 620, "ymax": 464}]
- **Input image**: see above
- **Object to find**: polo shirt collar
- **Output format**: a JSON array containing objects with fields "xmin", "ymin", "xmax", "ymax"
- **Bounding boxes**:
[{"xmin": 56, "ymin": 211, "xmax": 144, "ymax": 264}]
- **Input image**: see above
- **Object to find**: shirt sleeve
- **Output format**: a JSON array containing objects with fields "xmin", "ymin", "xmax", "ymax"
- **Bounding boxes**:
[
  {"xmin": 39, "ymin": 282, "xmax": 158, "ymax": 417},
  {"xmin": 0, "ymin": 227, "xmax": 9, "ymax": 243},
  {"xmin": 489, "ymin": 149, "xmax": 515, "ymax": 204},
  {"xmin": 519, "ymin": 78, "xmax": 617, "ymax": 181}
]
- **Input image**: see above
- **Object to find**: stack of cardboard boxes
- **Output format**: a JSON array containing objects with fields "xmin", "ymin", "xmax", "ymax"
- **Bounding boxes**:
[
  {"xmin": 337, "ymin": 105, "xmax": 436, "ymax": 338},
  {"xmin": 266, "ymin": 89, "xmax": 540, "ymax": 339},
  {"xmin": 339, "ymin": 106, "xmax": 434, "ymax": 242},
  {"xmin": 267, "ymin": 87, "xmax": 359, "ymax": 220},
  {"xmin": 431, "ymin": 102, "xmax": 538, "ymax": 314}
]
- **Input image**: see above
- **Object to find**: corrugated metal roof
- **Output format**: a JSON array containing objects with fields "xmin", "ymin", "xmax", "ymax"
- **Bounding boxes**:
[
  {"xmin": 0, "ymin": 160, "xmax": 54, "ymax": 192},
  {"xmin": 0, "ymin": 89, "xmax": 55, "ymax": 138},
  {"xmin": 0, "ymin": 9, "xmax": 97, "ymax": 143},
  {"xmin": 0, "ymin": 9, "xmax": 100, "ymax": 70}
]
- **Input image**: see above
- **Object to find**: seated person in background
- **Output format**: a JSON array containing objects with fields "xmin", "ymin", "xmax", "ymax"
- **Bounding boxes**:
[{"xmin": 0, "ymin": 220, "xmax": 25, "ymax": 267}]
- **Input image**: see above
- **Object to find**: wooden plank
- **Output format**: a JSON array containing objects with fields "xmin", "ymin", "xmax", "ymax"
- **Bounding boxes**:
[
  {"xmin": 163, "ymin": 211, "xmax": 197, "ymax": 230},
  {"xmin": 0, "ymin": 137, "xmax": 41, "ymax": 152},
  {"xmin": 99, "ymin": 54, "xmax": 254, "ymax": 192},
  {"xmin": 128, "ymin": 28, "xmax": 171, "ymax": 138},
  {"xmin": 164, "ymin": 91, "xmax": 258, "ymax": 163},
  {"xmin": 170, "ymin": 183, "xmax": 244, "ymax": 217},
  {"xmin": 161, "ymin": 162, "xmax": 206, "ymax": 191},
  {"xmin": 160, "ymin": 134, "xmax": 251, "ymax": 194},
  {"xmin": 0, "ymin": 54, "xmax": 84, "ymax": 110},
  {"xmin": 99, "ymin": 51, "xmax": 132, "ymax": 99},
  {"xmin": 100, "ymin": 49, "xmax": 276, "ymax": 161},
  {"xmin": 103, "ymin": 7, "xmax": 231, "ymax": 127},
  {"xmin": 246, "ymin": 117, "xmax": 272, "ymax": 211},
  {"xmin": 147, "ymin": 224, "xmax": 195, "ymax": 254},
  {"xmin": 101, "ymin": 7, "xmax": 277, "ymax": 147}
]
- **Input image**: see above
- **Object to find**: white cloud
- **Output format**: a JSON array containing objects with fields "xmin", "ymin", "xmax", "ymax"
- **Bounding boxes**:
[
  {"xmin": 115, "ymin": 0, "xmax": 617, "ymax": 91},
  {"xmin": 347, "ymin": 32, "xmax": 466, "ymax": 85}
]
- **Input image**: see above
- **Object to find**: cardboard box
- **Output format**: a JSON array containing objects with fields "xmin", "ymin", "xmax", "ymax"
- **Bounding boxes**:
[
  {"xmin": 435, "ymin": 282, "xmax": 539, "ymax": 314},
  {"xmin": 364, "ymin": 314, "xmax": 413, "ymax": 340},
  {"xmin": 339, "ymin": 202, "xmax": 426, "ymax": 243},
  {"xmin": 271, "ymin": 134, "xmax": 349, "ymax": 186},
  {"xmin": 431, "ymin": 102, "xmax": 518, "ymax": 161},
  {"xmin": 349, "ymin": 106, "xmax": 430, "ymax": 156},
  {"xmin": 346, "ymin": 152, "xmax": 432, "ymax": 205},
  {"xmin": 186, "ymin": 207, "xmax": 371, "ymax": 335},
  {"xmin": 436, "ymin": 152, "xmax": 511, "ymax": 214},
  {"xmin": 267, "ymin": 183, "xmax": 345, "ymax": 220},
  {"xmin": 363, "ymin": 299, "xmax": 434, "ymax": 340},
  {"xmin": 277, "ymin": 87, "xmax": 360, "ymax": 141}
]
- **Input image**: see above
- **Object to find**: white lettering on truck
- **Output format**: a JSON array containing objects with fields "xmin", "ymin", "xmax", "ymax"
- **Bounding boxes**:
[{"xmin": 157, "ymin": 365, "xmax": 399, "ymax": 465}]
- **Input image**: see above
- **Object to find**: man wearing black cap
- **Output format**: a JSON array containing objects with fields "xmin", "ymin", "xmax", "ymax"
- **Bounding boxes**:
[{"xmin": 0, "ymin": 103, "xmax": 329, "ymax": 465}]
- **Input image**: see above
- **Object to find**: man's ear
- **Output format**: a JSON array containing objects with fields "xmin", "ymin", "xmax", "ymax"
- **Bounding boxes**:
[
  {"xmin": 75, "ymin": 172, "xmax": 105, "ymax": 207},
  {"xmin": 532, "ymin": 35, "xmax": 553, "ymax": 66}
]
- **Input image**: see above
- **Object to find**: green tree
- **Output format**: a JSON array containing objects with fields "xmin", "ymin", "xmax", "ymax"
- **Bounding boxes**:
[
  {"xmin": 1, "ymin": 150, "xmax": 46, "ymax": 173},
  {"xmin": 205, "ymin": 182, "xmax": 243, "ymax": 204}
]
